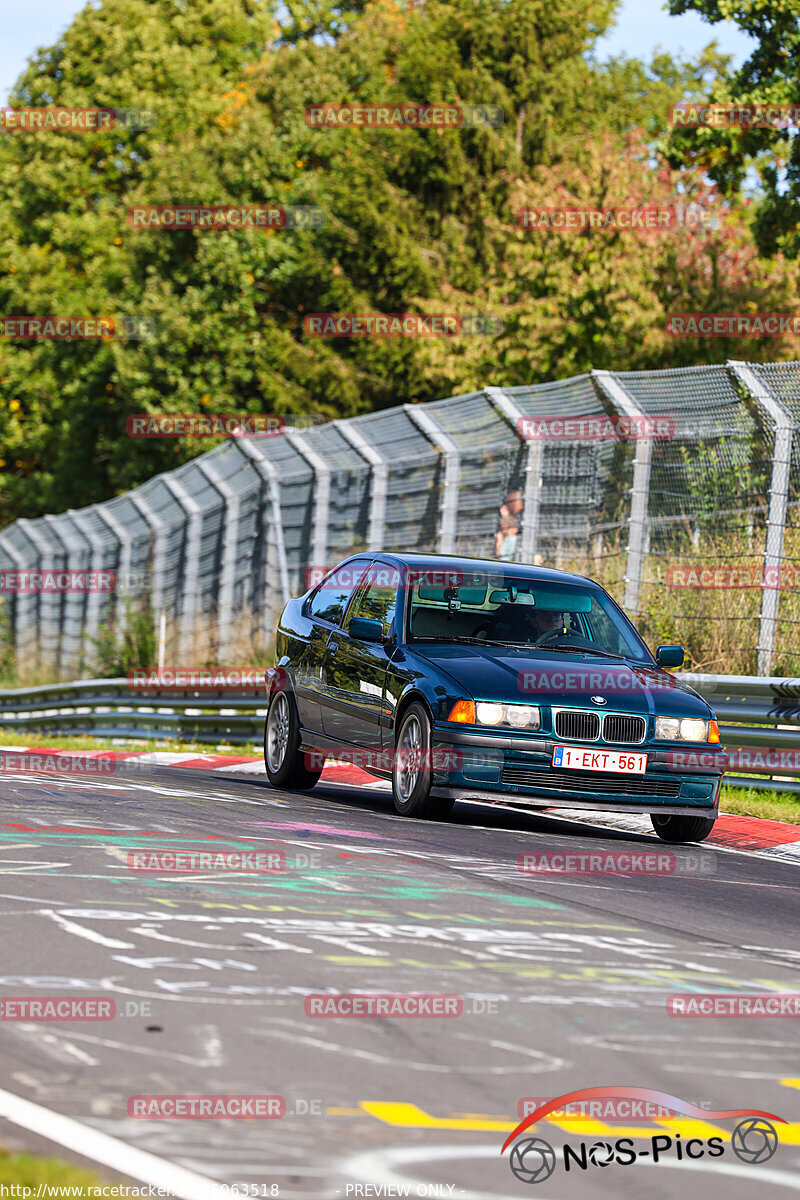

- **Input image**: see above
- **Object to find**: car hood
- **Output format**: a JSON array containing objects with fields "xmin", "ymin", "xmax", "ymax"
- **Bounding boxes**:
[{"xmin": 412, "ymin": 642, "xmax": 711, "ymax": 717}]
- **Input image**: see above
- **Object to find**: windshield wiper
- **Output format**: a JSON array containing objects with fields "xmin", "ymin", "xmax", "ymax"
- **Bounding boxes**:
[
  {"xmin": 535, "ymin": 643, "xmax": 628, "ymax": 659},
  {"xmin": 412, "ymin": 636, "xmax": 524, "ymax": 647},
  {"xmin": 412, "ymin": 636, "xmax": 633, "ymax": 659}
]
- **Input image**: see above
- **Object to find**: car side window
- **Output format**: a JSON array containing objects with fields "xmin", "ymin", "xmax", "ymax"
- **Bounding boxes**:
[
  {"xmin": 307, "ymin": 560, "xmax": 371, "ymax": 626},
  {"xmin": 585, "ymin": 600, "xmax": 630, "ymax": 655},
  {"xmin": 349, "ymin": 564, "xmax": 401, "ymax": 635}
]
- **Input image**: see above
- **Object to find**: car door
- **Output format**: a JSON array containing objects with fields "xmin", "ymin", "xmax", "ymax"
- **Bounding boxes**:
[
  {"xmin": 321, "ymin": 562, "xmax": 401, "ymax": 748},
  {"xmin": 294, "ymin": 558, "xmax": 372, "ymax": 734}
]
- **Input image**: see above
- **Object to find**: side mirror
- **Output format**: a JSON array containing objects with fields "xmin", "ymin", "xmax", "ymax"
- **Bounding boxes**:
[
  {"xmin": 656, "ymin": 645, "xmax": 685, "ymax": 669},
  {"xmin": 348, "ymin": 616, "xmax": 383, "ymax": 643}
]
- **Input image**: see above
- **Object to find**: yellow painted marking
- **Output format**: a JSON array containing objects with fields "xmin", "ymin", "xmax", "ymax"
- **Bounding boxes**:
[
  {"xmin": 319, "ymin": 956, "xmax": 394, "ymax": 965},
  {"xmin": 359, "ymin": 1102, "xmax": 512, "ymax": 1132},
  {"xmin": 547, "ymin": 1117, "xmax": 728, "ymax": 1140},
  {"xmin": 781, "ymin": 1078, "xmax": 800, "ymax": 1091},
  {"xmin": 453, "ymin": 1113, "xmax": 511, "ymax": 1121},
  {"xmin": 356, "ymin": 1104, "xmax": 800, "ymax": 1144}
]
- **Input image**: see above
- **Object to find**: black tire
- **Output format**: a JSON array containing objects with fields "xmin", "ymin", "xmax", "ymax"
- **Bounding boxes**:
[
  {"xmin": 651, "ymin": 813, "xmax": 716, "ymax": 842},
  {"xmin": 264, "ymin": 686, "xmax": 323, "ymax": 790},
  {"xmin": 391, "ymin": 702, "xmax": 454, "ymax": 820}
]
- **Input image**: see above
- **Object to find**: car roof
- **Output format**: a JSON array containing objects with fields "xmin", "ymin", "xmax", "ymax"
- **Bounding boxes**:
[{"xmin": 360, "ymin": 551, "xmax": 600, "ymax": 588}]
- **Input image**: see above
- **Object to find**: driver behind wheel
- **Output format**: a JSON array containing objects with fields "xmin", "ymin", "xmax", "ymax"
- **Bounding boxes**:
[
  {"xmin": 483, "ymin": 601, "xmax": 564, "ymax": 643},
  {"xmin": 528, "ymin": 607, "xmax": 564, "ymax": 640}
]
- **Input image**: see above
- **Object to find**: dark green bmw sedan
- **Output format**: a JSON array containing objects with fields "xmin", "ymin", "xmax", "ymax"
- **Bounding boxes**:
[{"xmin": 264, "ymin": 553, "xmax": 726, "ymax": 842}]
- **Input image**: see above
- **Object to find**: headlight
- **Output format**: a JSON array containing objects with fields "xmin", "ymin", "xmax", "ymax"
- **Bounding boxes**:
[
  {"xmin": 506, "ymin": 705, "xmax": 540, "ymax": 729},
  {"xmin": 655, "ymin": 716, "xmax": 710, "ymax": 742},
  {"xmin": 460, "ymin": 701, "xmax": 540, "ymax": 729}
]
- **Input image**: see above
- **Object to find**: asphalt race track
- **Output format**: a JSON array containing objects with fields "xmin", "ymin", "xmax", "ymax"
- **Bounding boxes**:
[{"xmin": 0, "ymin": 761, "xmax": 799, "ymax": 1199}]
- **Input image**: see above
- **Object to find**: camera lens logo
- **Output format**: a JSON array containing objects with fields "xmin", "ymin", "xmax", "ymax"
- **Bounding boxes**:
[
  {"xmin": 509, "ymin": 1137, "xmax": 556, "ymax": 1184},
  {"xmin": 732, "ymin": 1118, "xmax": 779, "ymax": 1164},
  {"xmin": 588, "ymin": 1140, "xmax": 614, "ymax": 1166}
]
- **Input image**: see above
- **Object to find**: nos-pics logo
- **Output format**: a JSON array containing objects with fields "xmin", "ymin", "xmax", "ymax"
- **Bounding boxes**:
[{"xmin": 501, "ymin": 1087, "xmax": 784, "ymax": 1183}]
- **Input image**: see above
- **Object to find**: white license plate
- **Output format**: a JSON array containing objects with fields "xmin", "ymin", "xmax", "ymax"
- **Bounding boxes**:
[{"xmin": 552, "ymin": 745, "xmax": 647, "ymax": 775}]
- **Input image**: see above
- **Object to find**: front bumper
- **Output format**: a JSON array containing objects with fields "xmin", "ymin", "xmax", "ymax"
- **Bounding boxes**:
[{"xmin": 430, "ymin": 725, "xmax": 724, "ymax": 816}]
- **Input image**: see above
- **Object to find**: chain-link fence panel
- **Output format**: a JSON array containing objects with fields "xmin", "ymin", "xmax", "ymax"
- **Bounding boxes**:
[{"xmin": 1, "ymin": 361, "xmax": 798, "ymax": 678}]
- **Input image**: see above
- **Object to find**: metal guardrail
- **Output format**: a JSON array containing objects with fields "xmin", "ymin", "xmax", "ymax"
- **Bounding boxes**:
[
  {"xmin": 680, "ymin": 673, "xmax": 800, "ymax": 793},
  {"xmin": 0, "ymin": 678, "xmax": 270, "ymax": 745},
  {"xmin": 0, "ymin": 674, "xmax": 798, "ymax": 792}
]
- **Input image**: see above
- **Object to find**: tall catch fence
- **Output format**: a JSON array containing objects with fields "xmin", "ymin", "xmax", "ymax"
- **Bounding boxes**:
[{"xmin": 1, "ymin": 359, "xmax": 799, "ymax": 677}]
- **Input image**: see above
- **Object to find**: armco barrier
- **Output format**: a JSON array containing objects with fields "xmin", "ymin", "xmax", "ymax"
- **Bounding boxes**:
[
  {"xmin": 0, "ymin": 678, "xmax": 269, "ymax": 744},
  {"xmin": 0, "ymin": 673, "xmax": 799, "ymax": 792}
]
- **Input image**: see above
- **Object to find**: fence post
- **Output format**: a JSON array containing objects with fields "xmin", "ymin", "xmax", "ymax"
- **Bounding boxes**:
[
  {"xmin": 161, "ymin": 476, "xmax": 203, "ymax": 661},
  {"xmin": 234, "ymin": 440, "xmax": 290, "ymax": 644},
  {"xmin": 0, "ymin": 532, "xmax": 35, "ymax": 665},
  {"xmin": 403, "ymin": 405, "xmax": 460, "ymax": 553},
  {"xmin": 43, "ymin": 514, "xmax": 90, "ymax": 674},
  {"xmin": 592, "ymin": 370, "xmax": 652, "ymax": 613},
  {"xmin": 729, "ymin": 360, "xmax": 793, "ymax": 675},
  {"xmin": 285, "ymin": 431, "xmax": 331, "ymax": 572},
  {"xmin": 485, "ymin": 386, "xmax": 542, "ymax": 562},
  {"xmin": 129, "ymin": 495, "xmax": 168, "ymax": 637},
  {"xmin": 334, "ymin": 420, "xmax": 388, "ymax": 551},
  {"xmin": 66, "ymin": 510, "xmax": 110, "ymax": 668},
  {"xmin": 17, "ymin": 518, "xmax": 61, "ymax": 669},
  {"xmin": 92, "ymin": 504, "xmax": 133, "ymax": 639},
  {"xmin": 197, "ymin": 455, "xmax": 241, "ymax": 661}
]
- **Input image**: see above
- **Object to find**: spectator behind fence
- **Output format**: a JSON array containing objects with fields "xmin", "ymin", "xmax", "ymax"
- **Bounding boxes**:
[{"xmin": 495, "ymin": 488, "xmax": 524, "ymax": 560}]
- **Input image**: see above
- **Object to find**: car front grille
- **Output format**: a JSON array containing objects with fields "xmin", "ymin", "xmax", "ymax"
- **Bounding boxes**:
[
  {"xmin": 501, "ymin": 764, "xmax": 680, "ymax": 797},
  {"xmin": 554, "ymin": 710, "xmax": 600, "ymax": 741},
  {"xmin": 603, "ymin": 714, "xmax": 646, "ymax": 744}
]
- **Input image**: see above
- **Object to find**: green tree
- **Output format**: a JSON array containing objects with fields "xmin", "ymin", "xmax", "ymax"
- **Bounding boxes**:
[
  {"xmin": 664, "ymin": 0, "xmax": 800, "ymax": 257},
  {"xmin": 0, "ymin": 0, "xmax": 796, "ymax": 528}
]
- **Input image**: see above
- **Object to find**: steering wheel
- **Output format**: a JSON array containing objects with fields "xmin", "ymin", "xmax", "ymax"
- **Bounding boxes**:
[{"xmin": 533, "ymin": 627, "xmax": 571, "ymax": 647}]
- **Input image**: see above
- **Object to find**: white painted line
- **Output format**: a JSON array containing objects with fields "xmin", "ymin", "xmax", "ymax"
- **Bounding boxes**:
[
  {"xmin": 213, "ymin": 762, "xmax": 265, "ymax": 774},
  {"xmin": 125, "ymin": 753, "xmax": 204, "ymax": 766},
  {"xmin": 0, "ymin": 1085, "xmax": 225, "ymax": 1200}
]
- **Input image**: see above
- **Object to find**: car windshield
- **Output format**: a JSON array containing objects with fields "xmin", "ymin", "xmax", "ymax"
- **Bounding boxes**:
[{"xmin": 406, "ymin": 569, "xmax": 651, "ymax": 662}]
